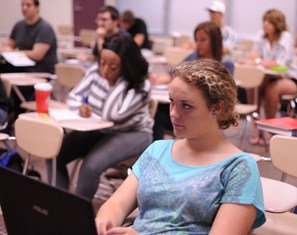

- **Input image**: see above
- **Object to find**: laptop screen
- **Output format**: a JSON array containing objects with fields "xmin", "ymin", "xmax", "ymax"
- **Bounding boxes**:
[{"xmin": 0, "ymin": 167, "xmax": 97, "ymax": 235}]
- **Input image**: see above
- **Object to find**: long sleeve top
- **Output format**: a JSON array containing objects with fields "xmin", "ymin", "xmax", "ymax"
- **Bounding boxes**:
[{"xmin": 67, "ymin": 64, "xmax": 153, "ymax": 133}]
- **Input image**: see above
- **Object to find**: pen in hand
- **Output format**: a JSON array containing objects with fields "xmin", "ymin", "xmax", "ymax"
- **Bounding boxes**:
[
  {"xmin": 81, "ymin": 93, "xmax": 88, "ymax": 104},
  {"xmin": 80, "ymin": 93, "xmax": 92, "ymax": 117}
]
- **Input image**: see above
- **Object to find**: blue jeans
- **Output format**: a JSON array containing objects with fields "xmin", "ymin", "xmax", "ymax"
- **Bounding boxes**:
[{"xmin": 48, "ymin": 130, "xmax": 152, "ymax": 200}]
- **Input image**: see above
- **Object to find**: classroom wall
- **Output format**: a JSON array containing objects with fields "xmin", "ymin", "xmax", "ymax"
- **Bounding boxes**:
[
  {"xmin": 115, "ymin": 0, "xmax": 297, "ymax": 40},
  {"xmin": 0, "ymin": 0, "xmax": 296, "ymax": 41},
  {"xmin": 0, "ymin": 0, "xmax": 73, "ymax": 35},
  {"xmin": 230, "ymin": 0, "xmax": 297, "ymax": 40}
]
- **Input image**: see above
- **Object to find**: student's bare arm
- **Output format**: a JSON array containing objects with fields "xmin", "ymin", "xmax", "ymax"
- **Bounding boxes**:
[
  {"xmin": 209, "ymin": 203, "xmax": 257, "ymax": 235},
  {"xmin": 22, "ymin": 42, "xmax": 50, "ymax": 61},
  {"xmin": 96, "ymin": 173, "xmax": 138, "ymax": 234}
]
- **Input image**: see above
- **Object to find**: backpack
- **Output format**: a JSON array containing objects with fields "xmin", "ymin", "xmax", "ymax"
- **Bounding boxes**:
[
  {"xmin": 0, "ymin": 148, "xmax": 41, "ymax": 179},
  {"xmin": 0, "ymin": 149, "xmax": 23, "ymax": 172}
]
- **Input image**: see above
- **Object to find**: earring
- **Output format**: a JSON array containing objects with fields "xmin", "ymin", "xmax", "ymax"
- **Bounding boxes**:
[{"xmin": 212, "ymin": 111, "xmax": 217, "ymax": 116}]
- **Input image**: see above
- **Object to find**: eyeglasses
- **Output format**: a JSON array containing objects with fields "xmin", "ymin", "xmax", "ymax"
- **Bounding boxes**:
[{"xmin": 95, "ymin": 17, "xmax": 111, "ymax": 24}]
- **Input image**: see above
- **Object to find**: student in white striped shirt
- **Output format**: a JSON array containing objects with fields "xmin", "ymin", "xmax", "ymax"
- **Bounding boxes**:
[{"xmin": 49, "ymin": 33, "xmax": 153, "ymax": 200}]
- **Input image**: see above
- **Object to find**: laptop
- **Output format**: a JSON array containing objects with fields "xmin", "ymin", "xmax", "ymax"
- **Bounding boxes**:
[{"xmin": 0, "ymin": 166, "xmax": 97, "ymax": 235}]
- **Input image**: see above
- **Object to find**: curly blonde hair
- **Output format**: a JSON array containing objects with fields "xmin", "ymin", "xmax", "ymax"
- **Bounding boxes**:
[{"xmin": 172, "ymin": 59, "xmax": 239, "ymax": 129}]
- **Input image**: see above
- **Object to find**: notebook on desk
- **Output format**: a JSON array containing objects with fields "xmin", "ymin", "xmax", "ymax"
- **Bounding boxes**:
[{"xmin": 0, "ymin": 167, "xmax": 97, "ymax": 235}]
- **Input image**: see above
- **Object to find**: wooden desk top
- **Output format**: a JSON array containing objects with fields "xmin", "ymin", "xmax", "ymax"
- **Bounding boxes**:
[
  {"xmin": 0, "ymin": 72, "xmax": 52, "ymax": 79},
  {"xmin": 19, "ymin": 111, "xmax": 114, "ymax": 132},
  {"xmin": 261, "ymin": 177, "xmax": 297, "ymax": 213},
  {"xmin": 0, "ymin": 73, "xmax": 48, "ymax": 86},
  {"xmin": 58, "ymin": 47, "xmax": 91, "ymax": 57}
]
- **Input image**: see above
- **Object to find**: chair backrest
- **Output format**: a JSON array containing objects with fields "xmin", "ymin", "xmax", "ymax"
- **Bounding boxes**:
[
  {"xmin": 57, "ymin": 25, "xmax": 73, "ymax": 35},
  {"xmin": 233, "ymin": 64, "xmax": 265, "ymax": 89},
  {"xmin": 163, "ymin": 47, "xmax": 192, "ymax": 67},
  {"xmin": 55, "ymin": 63, "xmax": 86, "ymax": 88},
  {"xmin": 15, "ymin": 117, "xmax": 64, "ymax": 159},
  {"xmin": 269, "ymin": 135, "xmax": 297, "ymax": 178},
  {"xmin": 79, "ymin": 29, "xmax": 97, "ymax": 47}
]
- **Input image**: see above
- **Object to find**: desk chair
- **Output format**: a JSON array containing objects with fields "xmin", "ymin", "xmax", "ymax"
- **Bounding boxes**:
[
  {"xmin": 54, "ymin": 63, "xmax": 86, "ymax": 102},
  {"xmin": 254, "ymin": 135, "xmax": 297, "ymax": 234},
  {"xmin": 57, "ymin": 25, "xmax": 73, "ymax": 36},
  {"xmin": 14, "ymin": 117, "xmax": 64, "ymax": 186},
  {"xmin": 233, "ymin": 64, "xmax": 265, "ymax": 150},
  {"xmin": 232, "ymin": 39, "xmax": 254, "ymax": 59},
  {"xmin": 163, "ymin": 47, "xmax": 192, "ymax": 67},
  {"xmin": 254, "ymin": 212, "xmax": 297, "ymax": 235},
  {"xmin": 78, "ymin": 29, "xmax": 97, "ymax": 48}
]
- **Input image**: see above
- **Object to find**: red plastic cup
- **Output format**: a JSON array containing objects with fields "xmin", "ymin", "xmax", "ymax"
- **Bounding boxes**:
[{"xmin": 34, "ymin": 83, "xmax": 52, "ymax": 114}]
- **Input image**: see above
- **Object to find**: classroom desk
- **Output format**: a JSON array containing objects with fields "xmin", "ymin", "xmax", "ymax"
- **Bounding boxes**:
[
  {"xmin": 19, "ymin": 111, "xmax": 114, "ymax": 132},
  {"xmin": 20, "ymin": 99, "xmax": 69, "ymax": 111},
  {"xmin": 146, "ymin": 55, "xmax": 167, "ymax": 64},
  {"xmin": 235, "ymin": 63, "xmax": 288, "ymax": 77},
  {"xmin": 58, "ymin": 47, "xmax": 91, "ymax": 61},
  {"xmin": 0, "ymin": 73, "xmax": 49, "ymax": 102},
  {"xmin": 261, "ymin": 177, "xmax": 297, "ymax": 213}
]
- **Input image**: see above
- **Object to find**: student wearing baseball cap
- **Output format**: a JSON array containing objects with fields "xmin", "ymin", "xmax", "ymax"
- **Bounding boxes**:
[{"xmin": 207, "ymin": 0, "xmax": 237, "ymax": 55}]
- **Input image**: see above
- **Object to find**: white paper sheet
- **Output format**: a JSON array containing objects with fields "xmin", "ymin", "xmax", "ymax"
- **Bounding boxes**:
[
  {"xmin": 49, "ymin": 108, "xmax": 102, "ymax": 122},
  {"xmin": 1, "ymin": 51, "xmax": 36, "ymax": 66}
]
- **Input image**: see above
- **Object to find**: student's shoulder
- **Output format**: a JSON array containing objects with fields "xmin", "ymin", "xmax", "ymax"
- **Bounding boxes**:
[
  {"xmin": 13, "ymin": 20, "xmax": 26, "ymax": 28},
  {"xmin": 149, "ymin": 140, "xmax": 174, "ymax": 152},
  {"xmin": 280, "ymin": 31, "xmax": 293, "ymax": 41},
  {"xmin": 37, "ymin": 18, "xmax": 55, "ymax": 32},
  {"xmin": 228, "ymin": 152, "xmax": 259, "ymax": 169}
]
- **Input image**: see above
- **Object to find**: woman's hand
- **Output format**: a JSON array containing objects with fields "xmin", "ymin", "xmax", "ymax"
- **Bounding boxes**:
[
  {"xmin": 95, "ymin": 216, "xmax": 139, "ymax": 235},
  {"xmin": 106, "ymin": 227, "xmax": 139, "ymax": 235},
  {"xmin": 95, "ymin": 216, "xmax": 114, "ymax": 235},
  {"xmin": 79, "ymin": 103, "xmax": 92, "ymax": 117}
]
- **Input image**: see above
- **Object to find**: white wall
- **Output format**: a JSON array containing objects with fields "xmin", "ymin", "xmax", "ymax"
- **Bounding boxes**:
[
  {"xmin": 117, "ymin": 0, "xmax": 166, "ymax": 35},
  {"xmin": 230, "ymin": 0, "xmax": 297, "ymax": 40},
  {"xmin": 115, "ymin": 0, "xmax": 297, "ymax": 41},
  {"xmin": 0, "ymin": 0, "xmax": 296, "ymax": 41}
]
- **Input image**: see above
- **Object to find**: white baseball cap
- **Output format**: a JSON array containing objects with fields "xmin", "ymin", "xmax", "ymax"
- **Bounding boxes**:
[{"xmin": 207, "ymin": 1, "xmax": 226, "ymax": 14}]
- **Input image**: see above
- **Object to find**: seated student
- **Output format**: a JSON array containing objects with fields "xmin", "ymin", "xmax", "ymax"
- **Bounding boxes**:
[
  {"xmin": 120, "ymin": 10, "xmax": 151, "ymax": 49},
  {"xmin": 77, "ymin": 5, "xmax": 125, "ymax": 63},
  {"xmin": 0, "ymin": 0, "xmax": 58, "ymax": 120},
  {"xmin": 207, "ymin": 0, "xmax": 238, "ymax": 56},
  {"xmin": 152, "ymin": 21, "xmax": 236, "ymax": 140},
  {"xmin": 50, "ymin": 33, "xmax": 153, "ymax": 200},
  {"xmin": 238, "ymin": 9, "xmax": 297, "ymax": 145},
  {"xmin": 95, "ymin": 59, "xmax": 266, "ymax": 234},
  {"xmin": 0, "ymin": 0, "xmax": 57, "ymax": 74}
]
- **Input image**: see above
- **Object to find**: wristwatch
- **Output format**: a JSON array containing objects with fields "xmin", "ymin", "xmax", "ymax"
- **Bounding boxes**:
[{"xmin": 255, "ymin": 58, "xmax": 262, "ymax": 65}]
